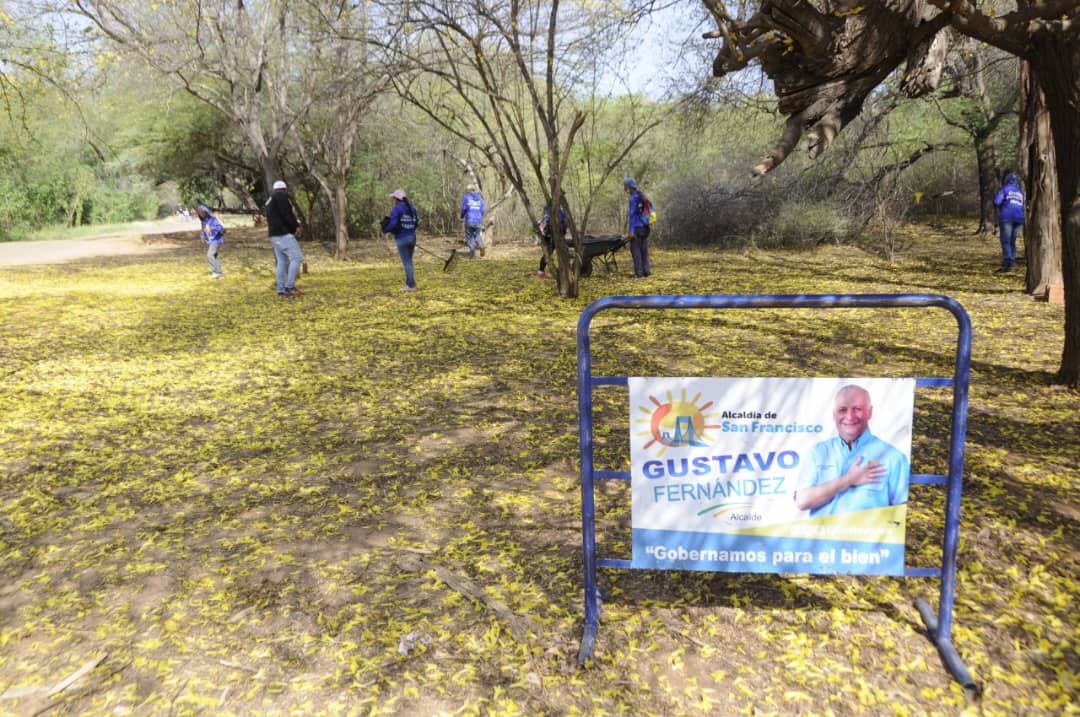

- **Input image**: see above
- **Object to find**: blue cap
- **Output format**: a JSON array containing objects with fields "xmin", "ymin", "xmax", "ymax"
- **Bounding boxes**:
[{"xmin": 623, "ymin": 177, "xmax": 638, "ymax": 189}]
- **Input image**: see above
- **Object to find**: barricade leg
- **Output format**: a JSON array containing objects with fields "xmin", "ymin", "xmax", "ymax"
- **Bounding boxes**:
[
  {"xmin": 578, "ymin": 621, "xmax": 598, "ymax": 666},
  {"xmin": 577, "ymin": 487, "xmax": 601, "ymax": 665},
  {"xmin": 577, "ymin": 582, "xmax": 602, "ymax": 665},
  {"xmin": 916, "ymin": 598, "xmax": 978, "ymax": 692}
]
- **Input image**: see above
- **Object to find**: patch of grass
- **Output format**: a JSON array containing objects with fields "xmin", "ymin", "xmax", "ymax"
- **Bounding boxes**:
[{"xmin": 0, "ymin": 221, "xmax": 1075, "ymax": 715}]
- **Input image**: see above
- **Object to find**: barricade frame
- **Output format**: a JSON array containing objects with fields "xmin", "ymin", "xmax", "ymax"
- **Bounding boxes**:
[{"xmin": 576, "ymin": 293, "xmax": 975, "ymax": 690}]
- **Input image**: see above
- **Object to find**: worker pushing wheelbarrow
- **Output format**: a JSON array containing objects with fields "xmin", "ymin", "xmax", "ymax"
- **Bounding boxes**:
[
  {"xmin": 537, "ymin": 180, "xmax": 655, "ymax": 279},
  {"xmin": 537, "ymin": 203, "xmax": 629, "ymax": 279}
]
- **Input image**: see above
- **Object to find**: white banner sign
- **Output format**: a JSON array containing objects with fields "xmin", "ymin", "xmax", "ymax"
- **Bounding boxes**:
[{"xmin": 629, "ymin": 377, "xmax": 914, "ymax": 575}]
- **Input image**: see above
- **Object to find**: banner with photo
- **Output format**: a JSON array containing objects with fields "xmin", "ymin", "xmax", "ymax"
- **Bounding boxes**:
[{"xmin": 629, "ymin": 377, "xmax": 915, "ymax": 575}]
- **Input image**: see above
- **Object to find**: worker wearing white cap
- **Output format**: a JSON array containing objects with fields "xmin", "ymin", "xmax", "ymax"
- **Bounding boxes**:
[{"xmin": 264, "ymin": 180, "xmax": 304, "ymax": 296}]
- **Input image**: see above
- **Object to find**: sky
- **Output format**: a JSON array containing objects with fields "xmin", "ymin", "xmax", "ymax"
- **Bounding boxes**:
[{"xmin": 616, "ymin": 1, "xmax": 717, "ymax": 99}]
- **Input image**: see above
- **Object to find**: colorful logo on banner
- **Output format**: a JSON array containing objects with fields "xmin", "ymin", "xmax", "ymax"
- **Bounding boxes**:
[
  {"xmin": 635, "ymin": 389, "xmax": 720, "ymax": 455},
  {"xmin": 629, "ymin": 377, "xmax": 915, "ymax": 576}
]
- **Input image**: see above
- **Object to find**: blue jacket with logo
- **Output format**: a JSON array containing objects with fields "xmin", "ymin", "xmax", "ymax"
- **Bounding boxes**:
[
  {"xmin": 628, "ymin": 189, "xmax": 649, "ymax": 232},
  {"xmin": 386, "ymin": 200, "xmax": 419, "ymax": 240},
  {"xmin": 461, "ymin": 192, "xmax": 485, "ymax": 226},
  {"xmin": 198, "ymin": 206, "xmax": 224, "ymax": 245},
  {"xmin": 542, "ymin": 204, "xmax": 566, "ymax": 237},
  {"xmin": 993, "ymin": 174, "xmax": 1025, "ymax": 224}
]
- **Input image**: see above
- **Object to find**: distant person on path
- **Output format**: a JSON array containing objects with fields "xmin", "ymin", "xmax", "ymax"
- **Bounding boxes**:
[
  {"xmin": 265, "ymin": 180, "xmax": 304, "ymax": 297},
  {"xmin": 196, "ymin": 204, "xmax": 225, "ymax": 279},
  {"xmin": 795, "ymin": 384, "xmax": 910, "ymax": 518},
  {"xmin": 536, "ymin": 202, "xmax": 566, "ymax": 279},
  {"xmin": 623, "ymin": 177, "xmax": 652, "ymax": 278},
  {"xmin": 992, "ymin": 169, "xmax": 1025, "ymax": 273},
  {"xmin": 460, "ymin": 184, "xmax": 486, "ymax": 258},
  {"xmin": 382, "ymin": 189, "xmax": 419, "ymax": 292}
]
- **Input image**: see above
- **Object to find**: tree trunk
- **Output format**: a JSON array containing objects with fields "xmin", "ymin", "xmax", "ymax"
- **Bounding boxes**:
[
  {"xmin": 558, "ymin": 237, "xmax": 581, "ymax": 299},
  {"xmin": 333, "ymin": 179, "xmax": 350, "ymax": 259},
  {"xmin": 1019, "ymin": 61, "xmax": 1064, "ymax": 298},
  {"xmin": 256, "ymin": 153, "xmax": 279, "ymax": 199},
  {"xmin": 1029, "ymin": 39, "xmax": 1080, "ymax": 386},
  {"xmin": 552, "ymin": 233, "xmax": 578, "ymax": 299},
  {"xmin": 481, "ymin": 186, "xmax": 515, "ymax": 250},
  {"xmin": 703, "ymin": 0, "xmax": 1080, "ymax": 384},
  {"xmin": 222, "ymin": 175, "xmax": 259, "ymax": 211},
  {"xmin": 974, "ymin": 139, "xmax": 997, "ymax": 235}
]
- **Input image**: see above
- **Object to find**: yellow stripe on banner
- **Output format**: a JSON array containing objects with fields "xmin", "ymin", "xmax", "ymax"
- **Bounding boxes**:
[{"xmin": 727, "ymin": 505, "xmax": 908, "ymax": 544}]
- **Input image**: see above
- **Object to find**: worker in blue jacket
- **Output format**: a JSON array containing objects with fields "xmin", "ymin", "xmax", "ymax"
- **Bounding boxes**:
[
  {"xmin": 382, "ymin": 188, "xmax": 419, "ymax": 291},
  {"xmin": 992, "ymin": 170, "xmax": 1025, "ymax": 273},
  {"xmin": 624, "ymin": 177, "xmax": 651, "ymax": 278},
  {"xmin": 460, "ymin": 185, "xmax": 486, "ymax": 258},
  {"xmin": 196, "ymin": 204, "xmax": 225, "ymax": 279}
]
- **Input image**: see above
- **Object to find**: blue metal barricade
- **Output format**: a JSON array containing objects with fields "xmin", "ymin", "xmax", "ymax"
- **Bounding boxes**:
[{"xmin": 577, "ymin": 294, "xmax": 975, "ymax": 690}]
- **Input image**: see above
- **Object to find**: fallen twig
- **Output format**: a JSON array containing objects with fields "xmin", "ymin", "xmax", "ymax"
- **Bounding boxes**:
[
  {"xmin": 216, "ymin": 659, "xmax": 259, "ymax": 673},
  {"xmin": 401, "ymin": 553, "xmax": 542, "ymax": 643},
  {"xmin": 47, "ymin": 655, "xmax": 107, "ymax": 697}
]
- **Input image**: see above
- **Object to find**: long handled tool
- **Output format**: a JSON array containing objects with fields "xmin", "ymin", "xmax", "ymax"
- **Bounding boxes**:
[
  {"xmin": 381, "ymin": 223, "xmax": 458, "ymax": 272},
  {"xmin": 413, "ymin": 242, "xmax": 458, "ymax": 271}
]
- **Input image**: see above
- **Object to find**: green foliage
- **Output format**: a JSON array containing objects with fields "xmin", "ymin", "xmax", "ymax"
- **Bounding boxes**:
[
  {"xmin": 0, "ymin": 72, "xmax": 168, "ymax": 239},
  {"xmin": 0, "ymin": 15, "xmax": 1015, "ymax": 256},
  {"xmin": 345, "ymin": 164, "xmax": 382, "ymax": 231},
  {"xmin": 839, "ymin": 96, "xmax": 982, "ymax": 215},
  {"xmin": 0, "ymin": 146, "xmax": 92, "ymax": 238},
  {"xmin": 123, "ymin": 90, "xmax": 253, "ymax": 207},
  {"xmin": 343, "ymin": 103, "xmax": 482, "ymax": 240},
  {"xmin": 81, "ymin": 179, "xmax": 160, "ymax": 224}
]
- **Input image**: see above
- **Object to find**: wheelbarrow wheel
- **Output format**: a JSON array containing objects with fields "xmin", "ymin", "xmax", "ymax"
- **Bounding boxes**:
[{"xmin": 580, "ymin": 258, "xmax": 593, "ymax": 277}]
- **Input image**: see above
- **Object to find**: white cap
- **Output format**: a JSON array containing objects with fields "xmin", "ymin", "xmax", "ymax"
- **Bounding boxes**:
[{"xmin": 272, "ymin": 180, "xmax": 287, "ymax": 190}]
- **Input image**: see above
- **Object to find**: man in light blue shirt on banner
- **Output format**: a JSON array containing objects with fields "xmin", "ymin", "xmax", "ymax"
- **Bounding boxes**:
[{"xmin": 795, "ymin": 384, "xmax": 909, "ymax": 517}]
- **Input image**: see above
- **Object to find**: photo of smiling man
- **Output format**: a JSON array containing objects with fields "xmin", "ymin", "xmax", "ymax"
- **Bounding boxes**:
[{"xmin": 795, "ymin": 384, "xmax": 910, "ymax": 518}]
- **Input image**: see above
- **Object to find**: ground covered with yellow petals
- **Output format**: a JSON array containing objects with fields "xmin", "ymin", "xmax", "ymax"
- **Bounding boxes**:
[{"xmin": 0, "ymin": 221, "xmax": 1076, "ymax": 716}]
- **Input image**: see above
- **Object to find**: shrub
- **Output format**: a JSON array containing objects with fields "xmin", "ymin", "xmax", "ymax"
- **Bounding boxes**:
[
  {"xmin": 659, "ymin": 174, "xmax": 775, "ymax": 248},
  {"xmin": 768, "ymin": 200, "xmax": 857, "ymax": 247}
]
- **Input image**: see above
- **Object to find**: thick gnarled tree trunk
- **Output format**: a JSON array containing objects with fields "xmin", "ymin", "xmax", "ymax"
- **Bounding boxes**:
[
  {"xmin": 1019, "ymin": 61, "xmax": 1063, "ymax": 299},
  {"xmin": 975, "ymin": 141, "xmax": 997, "ymax": 235},
  {"xmin": 704, "ymin": 0, "xmax": 1080, "ymax": 385},
  {"xmin": 1029, "ymin": 39, "xmax": 1080, "ymax": 385}
]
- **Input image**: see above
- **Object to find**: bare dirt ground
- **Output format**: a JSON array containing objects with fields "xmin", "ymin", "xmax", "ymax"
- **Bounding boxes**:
[
  {"xmin": 0, "ymin": 219, "xmax": 1074, "ymax": 715},
  {"xmin": 0, "ymin": 217, "xmax": 198, "ymax": 267}
]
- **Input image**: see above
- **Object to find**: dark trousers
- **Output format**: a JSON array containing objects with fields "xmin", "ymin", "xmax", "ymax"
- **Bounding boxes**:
[
  {"xmin": 539, "ymin": 234, "xmax": 557, "ymax": 272},
  {"xmin": 630, "ymin": 225, "xmax": 651, "ymax": 277}
]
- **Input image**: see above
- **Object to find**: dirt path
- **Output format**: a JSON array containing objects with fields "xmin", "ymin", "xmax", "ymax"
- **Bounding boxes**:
[{"xmin": 0, "ymin": 216, "xmax": 197, "ymax": 267}]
